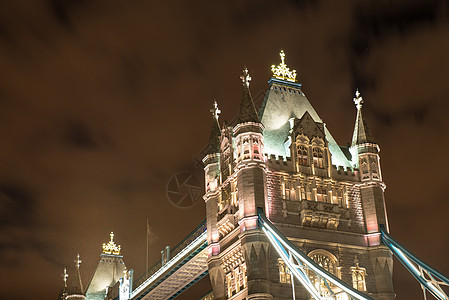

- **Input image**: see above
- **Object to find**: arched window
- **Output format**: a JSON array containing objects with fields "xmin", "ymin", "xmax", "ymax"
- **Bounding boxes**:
[
  {"xmin": 297, "ymin": 145, "xmax": 309, "ymax": 166},
  {"xmin": 308, "ymin": 250, "xmax": 339, "ymax": 296},
  {"xmin": 253, "ymin": 141, "xmax": 260, "ymax": 159},
  {"xmin": 312, "ymin": 147, "xmax": 324, "ymax": 169},
  {"xmin": 278, "ymin": 259, "xmax": 291, "ymax": 284},
  {"xmin": 243, "ymin": 139, "xmax": 250, "ymax": 160},
  {"xmin": 351, "ymin": 256, "xmax": 366, "ymax": 291}
]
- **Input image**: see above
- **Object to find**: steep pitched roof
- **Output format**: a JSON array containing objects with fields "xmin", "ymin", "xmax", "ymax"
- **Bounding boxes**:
[
  {"xmin": 58, "ymin": 268, "xmax": 69, "ymax": 300},
  {"xmin": 351, "ymin": 90, "xmax": 375, "ymax": 146},
  {"xmin": 85, "ymin": 233, "xmax": 126, "ymax": 300},
  {"xmin": 237, "ymin": 67, "xmax": 260, "ymax": 124},
  {"xmin": 85, "ymin": 255, "xmax": 127, "ymax": 299},
  {"xmin": 207, "ymin": 101, "xmax": 221, "ymax": 154},
  {"xmin": 260, "ymin": 79, "xmax": 352, "ymax": 167},
  {"xmin": 67, "ymin": 254, "xmax": 85, "ymax": 299}
]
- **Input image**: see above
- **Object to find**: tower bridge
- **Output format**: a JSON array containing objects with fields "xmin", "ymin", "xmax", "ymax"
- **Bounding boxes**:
[{"xmin": 59, "ymin": 51, "xmax": 449, "ymax": 300}]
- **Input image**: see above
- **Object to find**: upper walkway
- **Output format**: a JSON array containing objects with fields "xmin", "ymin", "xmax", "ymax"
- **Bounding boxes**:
[{"xmin": 130, "ymin": 221, "xmax": 208, "ymax": 300}]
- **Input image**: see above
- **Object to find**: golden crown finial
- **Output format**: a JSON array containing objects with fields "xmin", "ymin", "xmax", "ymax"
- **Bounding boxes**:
[
  {"xmin": 102, "ymin": 231, "xmax": 121, "ymax": 255},
  {"xmin": 271, "ymin": 50, "xmax": 297, "ymax": 82}
]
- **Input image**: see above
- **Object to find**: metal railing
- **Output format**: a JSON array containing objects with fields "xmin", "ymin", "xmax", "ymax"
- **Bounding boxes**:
[{"xmin": 132, "ymin": 219, "xmax": 207, "ymax": 290}]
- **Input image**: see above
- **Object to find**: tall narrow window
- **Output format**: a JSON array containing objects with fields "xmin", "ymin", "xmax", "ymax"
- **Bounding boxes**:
[
  {"xmin": 316, "ymin": 186, "xmax": 327, "ymax": 202},
  {"xmin": 300, "ymin": 185, "xmax": 306, "ymax": 201},
  {"xmin": 253, "ymin": 141, "xmax": 260, "ymax": 159},
  {"xmin": 297, "ymin": 145, "xmax": 308, "ymax": 166},
  {"xmin": 332, "ymin": 187, "xmax": 343, "ymax": 206},
  {"xmin": 312, "ymin": 147, "xmax": 324, "ymax": 168},
  {"xmin": 226, "ymin": 272, "xmax": 233, "ymax": 297},
  {"xmin": 351, "ymin": 256, "xmax": 366, "ymax": 291},
  {"xmin": 278, "ymin": 259, "xmax": 291, "ymax": 284},
  {"xmin": 243, "ymin": 140, "xmax": 250, "ymax": 160}
]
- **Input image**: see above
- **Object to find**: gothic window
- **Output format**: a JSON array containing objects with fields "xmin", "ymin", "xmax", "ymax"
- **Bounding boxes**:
[
  {"xmin": 312, "ymin": 147, "xmax": 324, "ymax": 169},
  {"xmin": 370, "ymin": 156, "xmax": 379, "ymax": 178},
  {"xmin": 226, "ymin": 264, "xmax": 247, "ymax": 297},
  {"xmin": 306, "ymin": 184, "xmax": 312, "ymax": 200},
  {"xmin": 297, "ymin": 145, "xmax": 308, "ymax": 166},
  {"xmin": 316, "ymin": 186, "xmax": 327, "ymax": 202},
  {"xmin": 300, "ymin": 186, "xmax": 306, "ymax": 201},
  {"xmin": 243, "ymin": 139, "xmax": 250, "ymax": 160},
  {"xmin": 361, "ymin": 158, "xmax": 368, "ymax": 173},
  {"xmin": 351, "ymin": 256, "xmax": 366, "ymax": 292},
  {"xmin": 283, "ymin": 180, "xmax": 295, "ymax": 200},
  {"xmin": 253, "ymin": 141, "xmax": 260, "ymax": 159},
  {"xmin": 223, "ymin": 247, "xmax": 246, "ymax": 297},
  {"xmin": 307, "ymin": 250, "xmax": 339, "ymax": 295},
  {"xmin": 226, "ymin": 272, "xmax": 233, "ymax": 297},
  {"xmin": 332, "ymin": 187, "xmax": 343, "ymax": 206},
  {"xmin": 278, "ymin": 259, "xmax": 291, "ymax": 284}
]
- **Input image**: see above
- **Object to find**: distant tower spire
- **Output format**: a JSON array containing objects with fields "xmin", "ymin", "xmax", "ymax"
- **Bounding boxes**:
[
  {"xmin": 240, "ymin": 66, "xmax": 252, "ymax": 88},
  {"xmin": 74, "ymin": 254, "xmax": 82, "ymax": 268},
  {"xmin": 58, "ymin": 268, "xmax": 69, "ymax": 300},
  {"xmin": 351, "ymin": 89, "xmax": 374, "ymax": 147},
  {"xmin": 207, "ymin": 100, "xmax": 221, "ymax": 154},
  {"xmin": 67, "ymin": 253, "xmax": 85, "ymax": 299},
  {"xmin": 63, "ymin": 267, "xmax": 69, "ymax": 287},
  {"xmin": 237, "ymin": 67, "xmax": 260, "ymax": 124}
]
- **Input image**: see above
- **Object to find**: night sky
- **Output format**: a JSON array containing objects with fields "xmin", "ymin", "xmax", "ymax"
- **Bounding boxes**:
[{"xmin": 1, "ymin": 1, "xmax": 449, "ymax": 299}]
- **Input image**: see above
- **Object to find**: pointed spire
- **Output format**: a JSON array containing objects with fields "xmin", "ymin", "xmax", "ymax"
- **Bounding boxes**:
[
  {"xmin": 351, "ymin": 89, "xmax": 375, "ymax": 146},
  {"xmin": 237, "ymin": 67, "xmax": 260, "ymax": 124},
  {"xmin": 207, "ymin": 100, "xmax": 221, "ymax": 154},
  {"xmin": 58, "ymin": 268, "xmax": 69, "ymax": 300},
  {"xmin": 62, "ymin": 267, "xmax": 69, "ymax": 287},
  {"xmin": 68, "ymin": 254, "xmax": 85, "ymax": 298}
]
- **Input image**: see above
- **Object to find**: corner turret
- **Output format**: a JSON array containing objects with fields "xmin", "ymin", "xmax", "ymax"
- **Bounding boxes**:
[
  {"xmin": 203, "ymin": 101, "xmax": 225, "ymax": 298},
  {"xmin": 349, "ymin": 90, "xmax": 382, "ymax": 181},
  {"xmin": 237, "ymin": 67, "xmax": 260, "ymax": 124}
]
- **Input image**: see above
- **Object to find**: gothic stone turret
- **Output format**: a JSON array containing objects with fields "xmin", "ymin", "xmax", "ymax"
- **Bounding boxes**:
[
  {"xmin": 203, "ymin": 52, "xmax": 395, "ymax": 299},
  {"xmin": 349, "ymin": 90, "xmax": 394, "ymax": 299}
]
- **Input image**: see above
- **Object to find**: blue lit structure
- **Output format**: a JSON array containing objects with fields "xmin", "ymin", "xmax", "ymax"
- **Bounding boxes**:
[{"xmin": 380, "ymin": 226, "xmax": 449, "ymax": 300}]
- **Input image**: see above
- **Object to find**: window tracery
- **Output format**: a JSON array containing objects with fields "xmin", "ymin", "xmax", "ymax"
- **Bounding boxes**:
[
  {"xmin": 307, "ymin": 250, "xmax": 340, "ymax": 296},
  {"xmin": 297, "ymin": 144, "xmax": 309, "ymax": 166},
  {"xmin": 278, "ymin": 259, "xmax": 291, "ymax": 284},
  {"xmin": 351, "ymin": 256, "xmax": 366, "ymax": 291},
  {"xmin": 223, "ymin": 246, "xmax": 247, "ymax": 297},
  {"xmin": 312, "ymin": 147, "xmax": 324, "ymax": 169},
  {"xmin": 316, "ymin": 186, "xmax": 327, "ymax": 202}
]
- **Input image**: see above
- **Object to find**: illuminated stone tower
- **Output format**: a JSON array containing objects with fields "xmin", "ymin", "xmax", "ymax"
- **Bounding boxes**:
[
  {"xmin": 85, "ymin": 232, "xmax": 127, "ymax": 300},
  {"xmin": 203, "ymin": 51, "xmax": 394, "ymax": 299}
]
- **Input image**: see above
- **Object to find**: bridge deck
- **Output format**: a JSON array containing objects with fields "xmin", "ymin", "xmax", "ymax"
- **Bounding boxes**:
[{"xmin": 131, "ymin": 222, "xmax": 208, "ymax": 300}]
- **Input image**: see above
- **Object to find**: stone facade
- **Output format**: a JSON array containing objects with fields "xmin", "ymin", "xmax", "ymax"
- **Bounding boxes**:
[{"xmin": 203, "ymin": 56, "xmax": 395, "ymax": 299}]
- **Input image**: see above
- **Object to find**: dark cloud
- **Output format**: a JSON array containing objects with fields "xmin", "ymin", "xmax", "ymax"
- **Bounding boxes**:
[
  {"xmin": 64, "ymin": 120, "xmax": 99, "ymax": 148},
  {"xmin": 0, "ymin": 183, "xmax": 38, "ymax": 228},
  {"xmin": 366, "ymin": 101, "xmax": 430, "ymax": 127}
]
